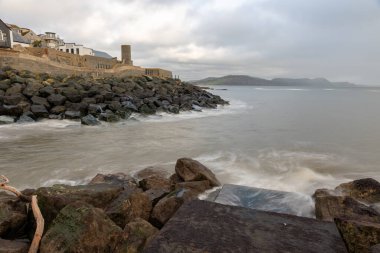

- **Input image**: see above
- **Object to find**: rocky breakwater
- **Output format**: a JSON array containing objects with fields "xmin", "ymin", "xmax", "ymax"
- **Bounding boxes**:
[
  {"xmin": 0, "ymin": 67, "xmax": 228, "ymax": 125},
  {"xmin": 314, "ymin": 178, "xmax": 380, "ymax": 252},
  {"xmin": 0, "ymin": 158, "xmax": 220, "ymax": 253}
]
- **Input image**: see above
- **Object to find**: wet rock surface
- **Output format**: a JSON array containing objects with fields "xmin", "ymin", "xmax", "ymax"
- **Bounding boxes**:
[
  {"xmin": 143, "ymin": 200, "xmax": 347, "ymax": 253},
  {"xmin": 0, "ymin": 68, "xmax": 228, "ymax": 125},
  {"xmin": 314, "ymin": 178, "xmax": 380, "ymax": 252}
]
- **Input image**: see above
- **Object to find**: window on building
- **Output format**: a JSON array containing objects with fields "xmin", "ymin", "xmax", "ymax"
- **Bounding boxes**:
[
  {"xmin": 66, "ymin": 49, "xmax": 69, "ymax": 53},
  {"xmin": 0, "ymin": 30, "xmax": 4, "ymax": 41},
  {"xmin": 71, "ymin": 49, "xmax": 74, "ymax": 54},
  {"xmin": 76, "ymin": 48, "xmax": 79, "ymax": 54}
]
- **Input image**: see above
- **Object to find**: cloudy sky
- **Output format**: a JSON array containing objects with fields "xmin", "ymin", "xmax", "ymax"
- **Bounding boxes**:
[{"xmin": 1, "ymin": 0, "xmax": 380, "ymax": 84}]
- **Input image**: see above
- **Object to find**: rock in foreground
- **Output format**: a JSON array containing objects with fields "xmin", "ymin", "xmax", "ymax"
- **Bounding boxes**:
[{"xmin": 143, "ymin": 200, "xmax": 347, "ymax": 253}]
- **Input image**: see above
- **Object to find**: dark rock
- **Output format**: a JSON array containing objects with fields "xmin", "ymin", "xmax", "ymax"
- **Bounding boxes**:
[
  {"xmin": 175, "ymin": 158, "xmax": 221, "ymax": 187},
  {"xmin": 38, "ymin": 86, "xmax": 55, "ymax": 97},
  {"xmin": 64, "ymin": 110, "xmax": 81, "ymax": 119},
  {"xmin": 0, "ymin": 105, "xmax": 23, "ymax": 117},
  {"xmin": 99, "ymin": 111, "xmax": 120, "ymax": 122},
  {"xmin": 139, "ymin": 176, "xmax": 171, "ymax": 192},
  {"xmin": 150, "ymin": 194, "xmax": 184, "ymax": 228},
  {"xmin": 0, "ymin": 192, "xmax": 27, "ymax": 239},
  {"xmin": 89, "ymin": 173, "xmax": 137, "ymax": 189},
  {"xmin": 335, "ymin": 218, "xmax": 380, "ymax": 253},
  {"xmin": 121, "ymin": 101, "xmax": 138, "ymax": 111},
  {"xmin": 5, "ymin": 83, "xmax": 24, "ymax": 96},
  {"xmin": 10, "ymin": 75, "xmax": 25, "ymax": 84},
  {"xmin": 0, "ymin": 238, "xmax": 29, "ymax": 253},
  {"xmin": 113, "ymin": 218, "xmax": 158, "ymax": 253},
  {"xmin": 40, "ymin": 201, "xmax": 122, "ymax": 253},
  {"xmin": 0, "ymin": 79, "xmax": 11, "ymax": 91},
  {"xmin": 33, "ymin": 183, "xmax": 123, "ymax": 228},
  {"xmin": 65, "ymin": 102, "xmax": 87, "ymax": 114},
  {"xmin": 336, "ymin": 178, "xmax": 380, "ymax": 203},
  {"xmin": 144, "ymin": 189, "xmax": 169, "ymax": 207},
  {"xmin": 30, "ymin": 105, "xmax": 49, "ymax": 118},
  {"xmin": 105, "ymin": 187, "xmax": 145, "ymax": 228},
  {"xmin": 371, "ymin": 244, "xmax": 380, "ymax": 253},
  {"xmin": 50, "ymin": 105, "xmax": 66, "ymax": 115},
  {"xmin": 167, "ymin": 105, "xmax": 179, "ymax": 114},
  {"xmin": 115, "ymin": 108, "xmax": 132, "ymax": 119},
  {"xmin": 139, "ymin": 104, "xmax": 156, "ymax": 114},
  {"xmin": 88, "ymin": 103, "xmax": 103, "ymax": 115},
  {"xmin": 108, "ymin": 101, "xmax": 122, "ymax": 112},
  {"xmin": 23, "ymin": 82, "xmax": 43, "ymax": 97},
  {"xmin": 47, "ymin": 94, "xmax": 66, "ymax": 106},
  {"xmin": 314, "ymin": 194, "xmax": 380, "ymax": 222},
  {"xmin": 82, "ymin": 97, "xmax": 96, "ymax": 104},
  {"xmin": 16, "ymin": 115, "xmax": 35, "ymax": 124},
  {"xmin": 31, "ymin": 96, "xmax": 49, "ymax": 108},
  {"xmin": 61, "ymin": 87, "xmax": 81, "ymax": 103},
  {"xmin": 0, "ymin": 115, "xmax": 16, "ymax": 124},
  {"xmin": 81, "ymin": 114, "xmax": 100, "ymax": 125},
  {"xmin": 144, "ymin": 200, "xmax": 347, "ymax": 253},
  {"xmin": 3, "ymin": 95, "xmax": 25, "ymax": 105}
]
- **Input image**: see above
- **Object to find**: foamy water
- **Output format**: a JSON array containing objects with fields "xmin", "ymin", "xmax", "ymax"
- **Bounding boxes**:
[{"xmin": 1, "ymin": 86, "xmax": 380, "ymax": 203}]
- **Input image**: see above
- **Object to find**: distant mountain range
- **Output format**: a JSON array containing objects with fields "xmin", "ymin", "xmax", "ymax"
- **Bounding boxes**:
[{"xmin": 192, "ymin": 75, "xmax": 357, "ymax": 87}]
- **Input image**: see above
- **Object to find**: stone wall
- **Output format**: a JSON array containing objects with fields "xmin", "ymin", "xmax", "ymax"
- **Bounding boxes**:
[
  {"xmin": 0, "ymin": 49, "xmax": 145, "ymax": 77},
  {"xmin": 25, "ymin": 48, "xmax": 119, "ymax": 69},
  {"xmin": 145, "ymin": 68, "xmax": 173, "ymax": 78}
]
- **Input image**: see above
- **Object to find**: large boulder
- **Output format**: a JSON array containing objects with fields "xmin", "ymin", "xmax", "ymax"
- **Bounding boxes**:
[
  {"xmin": 175, "ymin": 158, "xmax": 221, "ymax": 187},
  {"xmin": 105, "ymin": 189, "xmax": 152, "ymax": 228},
  {"xmin": 47, "ymin": 94, "xmax": 66, "ymax": 106},
  {"xmin": 150, "ymin": 193, "xmax": 184, "ymax": 228},
  {"xmin": 336, "ymin": 178, "xmax": 380, "ymax": 203},
  {"xmin": 5, "ymin": 83, "xmax": 23, "ymax": 96},
  {"xmin": 0, "ymin": 192, "xmax": 27, "ymax": 239},
  {"xmin": 113, "ymin": 218, "xmax": 158, "ymax": 253},
  {"xmin": 31, "ymin": 96, "xmax": 50, "ymax": 109},
  {"xmin": 40, "ymin": 201, "xmax": 122, "ymax": 253},
  {"xmin": 3, "ymin": 95, "xmax": 26, "ymax": 105},
  {"xmin": 99, "ymin": 111, "xmax": 120, "ymax": 122},
  {"xmin": 81, "ymin": 114, "xmax": 100, "ymax": 126},
  {"xmin": 314, "ymin": 194, "xmax": 380, "ymax": 222},
  {"xmin": 33, "ymin": 184, "xmax": 123, "ymax": 227},
  {"xmin": 38, "ymin": 86, "xmax": 55, "ymax": 97},
  {"xmin": 139, "ymin": 176, "xmax": 171, "ymax": 192},
  {"xmin": 335, "ymin": 218, "xmax": 380, "ymax": 253},
  {"xmin": 64, "ymin": 110, "xmax": 81, "ymax": 119},
  {"xmin": 22, "ymin": 82, "xmax": 43, "ymax": 97},
  {"xmin": 30, "ymin": 105, "xmax": 48, "ymax": 118},
  {"xmin": 0, "ymin": 239, "xmax": 29, "ymax": 253}
]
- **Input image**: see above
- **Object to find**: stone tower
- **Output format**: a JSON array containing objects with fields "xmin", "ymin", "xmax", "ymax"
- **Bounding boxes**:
[{"xmin": 121, "ymin": 45, "xmax": 132, "ymax": 65}]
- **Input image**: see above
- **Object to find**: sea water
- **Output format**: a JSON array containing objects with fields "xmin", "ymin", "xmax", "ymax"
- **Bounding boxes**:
[{"xmin": 1, "ymin": 86, "xmax": 379, "ymax": 204}]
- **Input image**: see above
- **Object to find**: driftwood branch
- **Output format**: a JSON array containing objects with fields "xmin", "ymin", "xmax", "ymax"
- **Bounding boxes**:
[{"xmin": 0, "ymin": 175, "xmax": 44, "ymax": 253}]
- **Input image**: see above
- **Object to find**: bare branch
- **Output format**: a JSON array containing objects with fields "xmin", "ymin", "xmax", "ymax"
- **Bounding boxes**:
[
  {"xmin": 29, "ymin": 195, "xmax": 44, "ymax": 253},
  {"xmin": 0, "ymin": 176, "xmax": 44, "ymax": 253}
]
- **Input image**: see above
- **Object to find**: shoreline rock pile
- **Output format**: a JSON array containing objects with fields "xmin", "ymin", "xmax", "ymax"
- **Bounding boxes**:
[
  {"xmin": 0, "ymin": 67, "xmax": 228, "ymax": 125},
  {"xmin": 0, "ymin": 158, "xmax": 220, "ymax": 253}
]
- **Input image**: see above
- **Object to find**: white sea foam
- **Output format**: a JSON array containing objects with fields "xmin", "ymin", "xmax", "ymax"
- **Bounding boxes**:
[
  {"xmin": 254, "ymin": 88, "xmax": 309, "ymax": 91},
  {"xmin": 131, "ymin": 100, "xmax": 251, "ymax": 123},
  {"xmin": 193, "ymin": 149, "xmax": 349, "ymax": 195}
]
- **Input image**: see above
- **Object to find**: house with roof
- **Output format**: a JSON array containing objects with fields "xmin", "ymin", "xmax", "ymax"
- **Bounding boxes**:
[{"xmin": 0, "ymin": 19, "xmax": 31, "ymax": 48}]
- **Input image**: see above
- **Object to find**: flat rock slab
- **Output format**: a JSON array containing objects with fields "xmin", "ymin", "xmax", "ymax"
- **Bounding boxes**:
[
  {"xmin": 212, "ymin": 184, "xmax": 314, "ymax": 217},
  {"xmin": 143, "ymin": 200, "xmax": 347, "ymax": 253}
]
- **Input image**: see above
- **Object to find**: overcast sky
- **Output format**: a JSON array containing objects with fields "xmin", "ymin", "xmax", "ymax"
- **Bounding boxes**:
[{"xmin": 1, "ymin": 0, "xmax": 379, "ymax": 84}]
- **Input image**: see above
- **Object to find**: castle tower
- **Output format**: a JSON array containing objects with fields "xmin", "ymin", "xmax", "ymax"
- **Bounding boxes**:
[{"xmin": 121, "ymin": 45, "xmax": 132, "ymax": 65}]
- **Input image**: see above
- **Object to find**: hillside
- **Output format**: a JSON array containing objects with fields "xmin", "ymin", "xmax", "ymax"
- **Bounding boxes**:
[{"xmin": 193, "ymin": 75, "xmax": 357, "ymax": 87}]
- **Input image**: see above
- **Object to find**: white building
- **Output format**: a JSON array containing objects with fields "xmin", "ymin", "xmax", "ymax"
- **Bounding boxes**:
[{"xmin": 58, "ymin": 43, "xmax": 94, "ymax": 56}]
